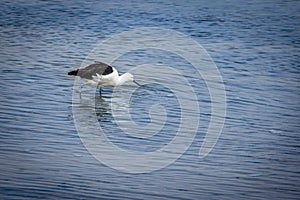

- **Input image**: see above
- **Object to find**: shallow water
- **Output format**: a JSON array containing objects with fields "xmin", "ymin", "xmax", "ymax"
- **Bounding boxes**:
[{"xmin": 0, "ymin": 0, "xmax": 299, "ymax": 199}]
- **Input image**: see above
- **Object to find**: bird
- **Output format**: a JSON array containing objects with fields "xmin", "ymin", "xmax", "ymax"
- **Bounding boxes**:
[{"xmin": 68, "ymin": 61, "xmax": 141, "ymax": 96}]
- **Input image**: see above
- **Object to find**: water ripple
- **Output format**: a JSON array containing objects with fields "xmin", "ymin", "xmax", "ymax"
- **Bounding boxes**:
[{"xmin": 0, "ymin": 0, "xmax": 299, "ymax": 199}]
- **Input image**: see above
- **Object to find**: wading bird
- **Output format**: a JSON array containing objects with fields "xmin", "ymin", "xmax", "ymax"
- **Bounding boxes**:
[{"xmin": 68, "ymin": 61, "xmax": 141, "ymax": 96}]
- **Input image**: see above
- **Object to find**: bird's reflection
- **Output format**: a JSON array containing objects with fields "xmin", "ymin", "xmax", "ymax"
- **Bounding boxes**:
[{"xmin": 94, "ymin": 95, "xmax": 114, "ymax": 122}]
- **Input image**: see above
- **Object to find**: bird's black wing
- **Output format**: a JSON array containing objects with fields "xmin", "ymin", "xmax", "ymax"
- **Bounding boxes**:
[{"xmin": 77, "ymin": 62, "xmax": 113, "ymax": 79}]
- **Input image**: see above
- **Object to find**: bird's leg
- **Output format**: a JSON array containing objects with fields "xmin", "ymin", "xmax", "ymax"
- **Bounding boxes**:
[
  {"xmin": 79, "ymin": 82, "xmax": 86, "ymax": 99},
  {"xmin": 78, "ymin": 82, "xmax": 90, "ymax": 99},
  {"xmin": 96, "ymin": 82, "xmax": 102, "ymax": 97}
]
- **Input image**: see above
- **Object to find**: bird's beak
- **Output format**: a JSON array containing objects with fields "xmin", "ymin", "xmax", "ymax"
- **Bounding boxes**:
[{"xmin": 133, "ymin": 80, "xmax": 142, "ymax": 87}]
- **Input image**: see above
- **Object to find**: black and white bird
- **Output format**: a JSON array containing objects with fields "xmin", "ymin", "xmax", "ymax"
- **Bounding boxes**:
[{"xmin": 68, "ymin": 61, "xmax": 141, "ymax": 96}]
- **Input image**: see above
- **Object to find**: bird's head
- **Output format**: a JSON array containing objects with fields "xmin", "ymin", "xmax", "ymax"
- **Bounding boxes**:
[
  {"xmin": 120, "ymin": 72, "xmax": 141, "ymax": 86},
  {"xmin": 123, "ymin": 72, "xmax": 134, "ymax": 82}
]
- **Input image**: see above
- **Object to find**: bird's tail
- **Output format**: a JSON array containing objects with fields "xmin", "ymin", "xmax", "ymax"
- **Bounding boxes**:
[{"xmin": 68, "ymin": 69, "xmax": 79, "ymax": 76}]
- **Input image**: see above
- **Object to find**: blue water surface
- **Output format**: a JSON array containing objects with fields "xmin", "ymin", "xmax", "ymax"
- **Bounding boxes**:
[{"xmin": 0, "ymin": 0, "xmax": 299, "ymax": 199}]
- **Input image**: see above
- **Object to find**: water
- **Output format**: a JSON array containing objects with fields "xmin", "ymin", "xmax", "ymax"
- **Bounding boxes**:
[{"xmin": 0, "ymin": 0, "xmax": 299, "ymax": 199}]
